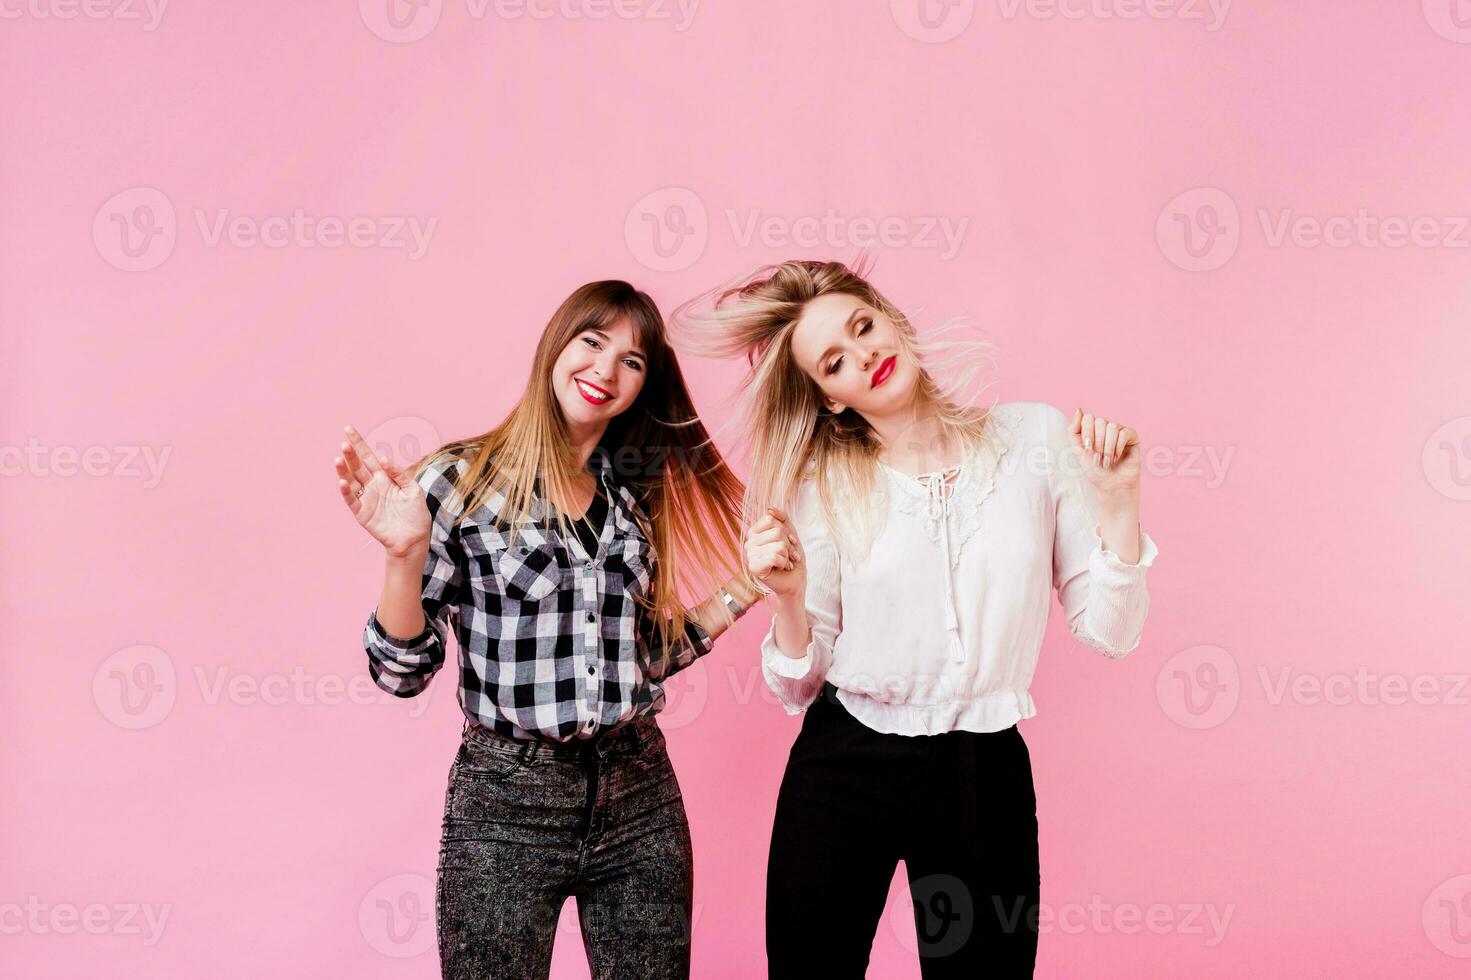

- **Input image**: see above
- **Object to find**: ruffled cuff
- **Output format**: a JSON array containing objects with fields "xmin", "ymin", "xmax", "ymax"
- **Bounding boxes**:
[
  {"xmin": 1078, "ymin": 525, "xmax": 1158, "ymax": 658},
  {"xmin": 765, "ymin": 641, "xmax": 814, "ymax": 679},
  {"xmin": 759, "ymin": 625, "xmax": 821, "ymax": 715},
  {"xmin": 1093, "ymin": 524, "xmax": 1159, "ymax": 572}
]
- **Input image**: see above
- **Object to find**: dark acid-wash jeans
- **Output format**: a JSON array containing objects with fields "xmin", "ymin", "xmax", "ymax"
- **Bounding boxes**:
[{"xmin": 435, "ymin": 714, "xmax": 695, "ymax": 980}]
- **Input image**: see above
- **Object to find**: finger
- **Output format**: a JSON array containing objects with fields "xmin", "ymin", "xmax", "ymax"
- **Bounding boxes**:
[
  {"xmin": 750, "ymin": 514, "xmax": 777, "ymax": 533},
  {"xmin": 767, "ymin": 507, "xmax": 790, "ymax": 524},
  {"xmin": 337, "ymin": 478, "xmax": 363, "ymax": 517},
  {"xmin": 1093, "ymin": 416, "xmax": 1109, "ymax": 468},
  {"xmin": 1102, "ymin": 421, "xmax": 1120, "ymax": 467},
  {"xmin": 380, "ymin": 456, "xmax": 412, "ymax": 490},
  {"xmin": 764, "ymin": 541, "xmax": 793, "ymax": 564},
  {"xmin": 753, "ymin": 523, "xmax": 788, "ymax": 544},
  {"xmin": 334, "ymin": 457, "xmax": 364, "ymax": 496},
  {"xmin": 342, "ymin": 425, "xmax": 383, "ymax": 485},
  {"xmin": 1117, "ymin": 426, "xmax": 1137, "ymax": 462},
  {"xmin": 1080, "ymin": 413, "xmax": 1094, "ymax": 452}
]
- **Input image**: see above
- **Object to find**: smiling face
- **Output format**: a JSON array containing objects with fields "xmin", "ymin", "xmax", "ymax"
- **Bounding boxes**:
[
  {"xmin": 787, "ymin": 292, "xmax": 918, "ymax": 419},
  {"xmin": 550, "ymin": 316, "xmax": 648, "ymax": 433}
]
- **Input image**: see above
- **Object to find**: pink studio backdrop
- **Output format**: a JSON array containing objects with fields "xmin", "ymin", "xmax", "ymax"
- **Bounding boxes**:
[{"xmin": 4, "ymin": 2, "xmax": 1470, "ymax": 977}]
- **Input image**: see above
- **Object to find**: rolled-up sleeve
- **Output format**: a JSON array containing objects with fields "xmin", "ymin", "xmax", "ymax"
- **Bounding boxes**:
[
  {"xmin": 640, "ymin": 612, "xmax": 716, "ymax": 682},
  {"xmin": 1044, "ymin": 403, "xmax": 1160, "ymax": 659},
  {"xmin": 759, "ymin": 477, "xmax": 842, "ymax": 713},
  {"xmin": 363, "ymin": 456, "xmax": 464, "ymax": 696}
]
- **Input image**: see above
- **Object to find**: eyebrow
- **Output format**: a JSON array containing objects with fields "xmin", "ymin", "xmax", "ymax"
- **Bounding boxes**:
[
  {"xmin": 815, "ymin": 308, "xmax": 867, "ymax": 367},
  {"xmin": 587, "ymin": 328, "xmax": 645, "ymax": 360}
]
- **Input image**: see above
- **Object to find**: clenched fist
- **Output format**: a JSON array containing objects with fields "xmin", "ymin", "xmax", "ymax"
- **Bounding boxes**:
[
  {"xmin": 745, "ymin": 507, "xmax": 805, "ymax": 599},
  {"xmin": 1071, "ymin": 407, "xmax": 1142, "ymax": 495}
]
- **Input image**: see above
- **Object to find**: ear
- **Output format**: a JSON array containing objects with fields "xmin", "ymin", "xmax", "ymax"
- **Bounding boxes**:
[{"xmin": 823, "ymin": 396, "xmax": 848, "ymax": 415}]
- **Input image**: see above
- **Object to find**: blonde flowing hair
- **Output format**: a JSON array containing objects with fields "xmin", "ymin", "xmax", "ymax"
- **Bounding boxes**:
[
  {"xmin": 672, "ymin": 256, "xmax": 1001, "ymax": 561},
  {"xmin": 412, "ymin": 280, "xmax": 747, "ymax": 651}
]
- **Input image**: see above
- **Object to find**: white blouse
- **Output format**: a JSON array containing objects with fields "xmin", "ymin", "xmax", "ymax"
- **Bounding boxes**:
[{"xmin": 759, "ymin": 400, "xmax": 1160, "ymax": 736}]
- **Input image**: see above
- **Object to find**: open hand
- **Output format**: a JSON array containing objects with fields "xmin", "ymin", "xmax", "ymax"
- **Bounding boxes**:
[{"xmin": 334, "ymin": 424, "xmax": 432, "ymax": 558}]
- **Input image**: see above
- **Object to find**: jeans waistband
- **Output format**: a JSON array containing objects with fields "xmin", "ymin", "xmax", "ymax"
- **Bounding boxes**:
[{"xmin": 462, "ymin": 714, "xmax": 654, "ymax": 761}]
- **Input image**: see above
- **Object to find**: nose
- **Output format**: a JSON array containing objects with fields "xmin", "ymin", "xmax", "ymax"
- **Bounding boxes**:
[{"xmin": 591, "ymin": 350, "xmax": 618, "ymax": 381}]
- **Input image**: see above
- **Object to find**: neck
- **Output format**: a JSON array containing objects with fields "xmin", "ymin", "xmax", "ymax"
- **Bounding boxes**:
[
  {"xmin": 564, "ymin": 420, "xmax": 608, "ymax": 474},
  {"xmin": 863, "ymin": 395, "xmax": 952, "ymax": 471}
]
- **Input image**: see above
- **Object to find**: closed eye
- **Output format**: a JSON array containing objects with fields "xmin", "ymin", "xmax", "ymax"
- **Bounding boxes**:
[{"xmin": 825, "ymin": 318, "xmax": 874, "ymax": 375}]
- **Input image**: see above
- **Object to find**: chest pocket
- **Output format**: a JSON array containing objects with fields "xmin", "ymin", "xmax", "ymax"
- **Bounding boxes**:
[
  {"xmin": 607, "ymin": 532, "xmax": 654, "ymax": 599},
  {"xmin": 460, "ymin": 521, "xmax": 563, "ymax": 603}
]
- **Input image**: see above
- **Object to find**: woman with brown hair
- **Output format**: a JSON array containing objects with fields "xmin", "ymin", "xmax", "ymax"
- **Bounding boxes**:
[
  {"xmin": 676, "ymin": 258, "xmax": 1161, "ymax": 979},
  {"xmin": 335, "ymin": 280, "xmax": 759, "ymax": 980}
]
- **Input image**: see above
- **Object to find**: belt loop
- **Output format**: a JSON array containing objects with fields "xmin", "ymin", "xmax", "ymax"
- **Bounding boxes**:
[{"xmin": 524, "ymin": 740, "xmax": 540, "ymax": 762}]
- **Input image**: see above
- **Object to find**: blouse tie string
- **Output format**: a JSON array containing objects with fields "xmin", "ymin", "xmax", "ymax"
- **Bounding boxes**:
[{"xmin": 917, "ymin": 465, "xmax": 966, "ymax": 664}]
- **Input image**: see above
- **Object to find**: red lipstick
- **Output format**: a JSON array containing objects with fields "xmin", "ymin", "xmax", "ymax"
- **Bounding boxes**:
[
  {"xmin": 871, "ymin": 355, "xmax": 896, "ymax": 389},
  {"xmin": 574, "ymin": 377, "xmax": 614, "ymax": 404}
]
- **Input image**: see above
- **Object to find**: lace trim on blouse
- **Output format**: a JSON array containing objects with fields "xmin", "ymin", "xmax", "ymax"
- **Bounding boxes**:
[{"xmin": 880, "ymin": 412, "xmax": 1017, "ymax": 663}]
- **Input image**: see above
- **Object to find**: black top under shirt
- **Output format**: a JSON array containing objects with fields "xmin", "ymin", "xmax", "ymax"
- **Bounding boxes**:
[{"xmin": 571, "ymin": 486, "xmax": 608, "ymax": 558}]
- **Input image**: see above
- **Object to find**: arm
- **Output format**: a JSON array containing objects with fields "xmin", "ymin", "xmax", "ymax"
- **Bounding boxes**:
[
  {"xmin": 640, "ymin": 575, "xmax": 762, "ymax": 681},
  {"xmin": 1046, "ymin": 404, "xmax": 1160, "ymax": 658},
  {"xmin": 363, "ymin": 458, "xmax": 464, "ymax": 696},
  {"xmin": 758, "ymin": 478, "xmax": 841, "ymax": 714}
]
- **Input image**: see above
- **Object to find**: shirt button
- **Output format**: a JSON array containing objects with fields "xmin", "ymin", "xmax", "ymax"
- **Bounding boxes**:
[
  {"xmin": 585, "ymin": 560, "xmax": 595, "ymax": 570},
  {"xmin": 587, "ymin": 666, "xmax": 595, "ymax": 675},
  {"xmin": 586, "ymin": 612, "xmax": 595, "ymax": 623}
]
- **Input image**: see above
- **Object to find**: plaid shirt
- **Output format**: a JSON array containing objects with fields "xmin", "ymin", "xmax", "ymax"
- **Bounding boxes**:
[{"xmin": 363, "ymin": 448, "xmax": 715, "ymax": 741}]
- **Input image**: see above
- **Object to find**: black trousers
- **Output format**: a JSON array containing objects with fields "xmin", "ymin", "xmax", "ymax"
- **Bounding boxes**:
[{"xmin": 766, "ymin": 682, "xmax": 1041, "ymax": 979}]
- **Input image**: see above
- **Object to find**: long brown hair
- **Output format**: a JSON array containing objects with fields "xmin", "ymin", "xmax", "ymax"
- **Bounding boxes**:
[
  {"xmin": 415, "ymin": 280, "xmax": 747, "ymax": 648},
  {"xmin": 673, "ymin": 257, "xmax": 999, "ymax": 560}
]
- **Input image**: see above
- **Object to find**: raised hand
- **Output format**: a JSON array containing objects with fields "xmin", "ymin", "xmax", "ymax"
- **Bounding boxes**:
[
  {"xmin": 1070, "ymin": 407, "xmax": 1142, "ymax": 495},
  {"xmin": 334, "ymin": 424, "xmax": 432, "ymax": 558},
  {"xmin": 745, "ymin": 507, "xmax": 805, "ymax": 599}
]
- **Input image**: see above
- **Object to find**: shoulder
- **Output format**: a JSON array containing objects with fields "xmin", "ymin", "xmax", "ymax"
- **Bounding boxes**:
[
  {"xmin": 413, "ymin": 449, "xmax": 476, "ymax": 523},
  {"xmin": 984, "ymin": 401, "xmax": 1070, "ymax": 451}
]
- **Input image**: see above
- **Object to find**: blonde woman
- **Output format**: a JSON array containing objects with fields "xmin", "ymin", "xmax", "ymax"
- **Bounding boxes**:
[
  {"xmin": 336, "ymin": 281, "xmax": 760, "ymax": 980},
  {"xmin": 676, "ymin": 260, "xmax": 1160, "ymax": 978}
]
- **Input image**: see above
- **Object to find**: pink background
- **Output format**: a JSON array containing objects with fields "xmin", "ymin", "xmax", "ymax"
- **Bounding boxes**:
[{"xmin": 5, "ymin": 1, "xmax": 1471, "ymax": 977}]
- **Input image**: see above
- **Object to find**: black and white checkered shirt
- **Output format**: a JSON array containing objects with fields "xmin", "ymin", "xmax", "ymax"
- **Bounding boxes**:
[{"xmin": 363, "ymin": 448, "xmax": 714, "ymax": 741}]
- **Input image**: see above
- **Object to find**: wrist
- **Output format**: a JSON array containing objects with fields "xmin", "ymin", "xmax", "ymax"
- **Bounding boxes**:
[
  {"xmin": 1097, "ymin": 487, "xmax": 1140, "ymax": 516},
  {"xmin": 386, "ymin": 541, "xmax": 429, "ymax": 563},
  {"xmin": 771, "ymin": 590, "xmax": 805, "ymax": 614}
]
